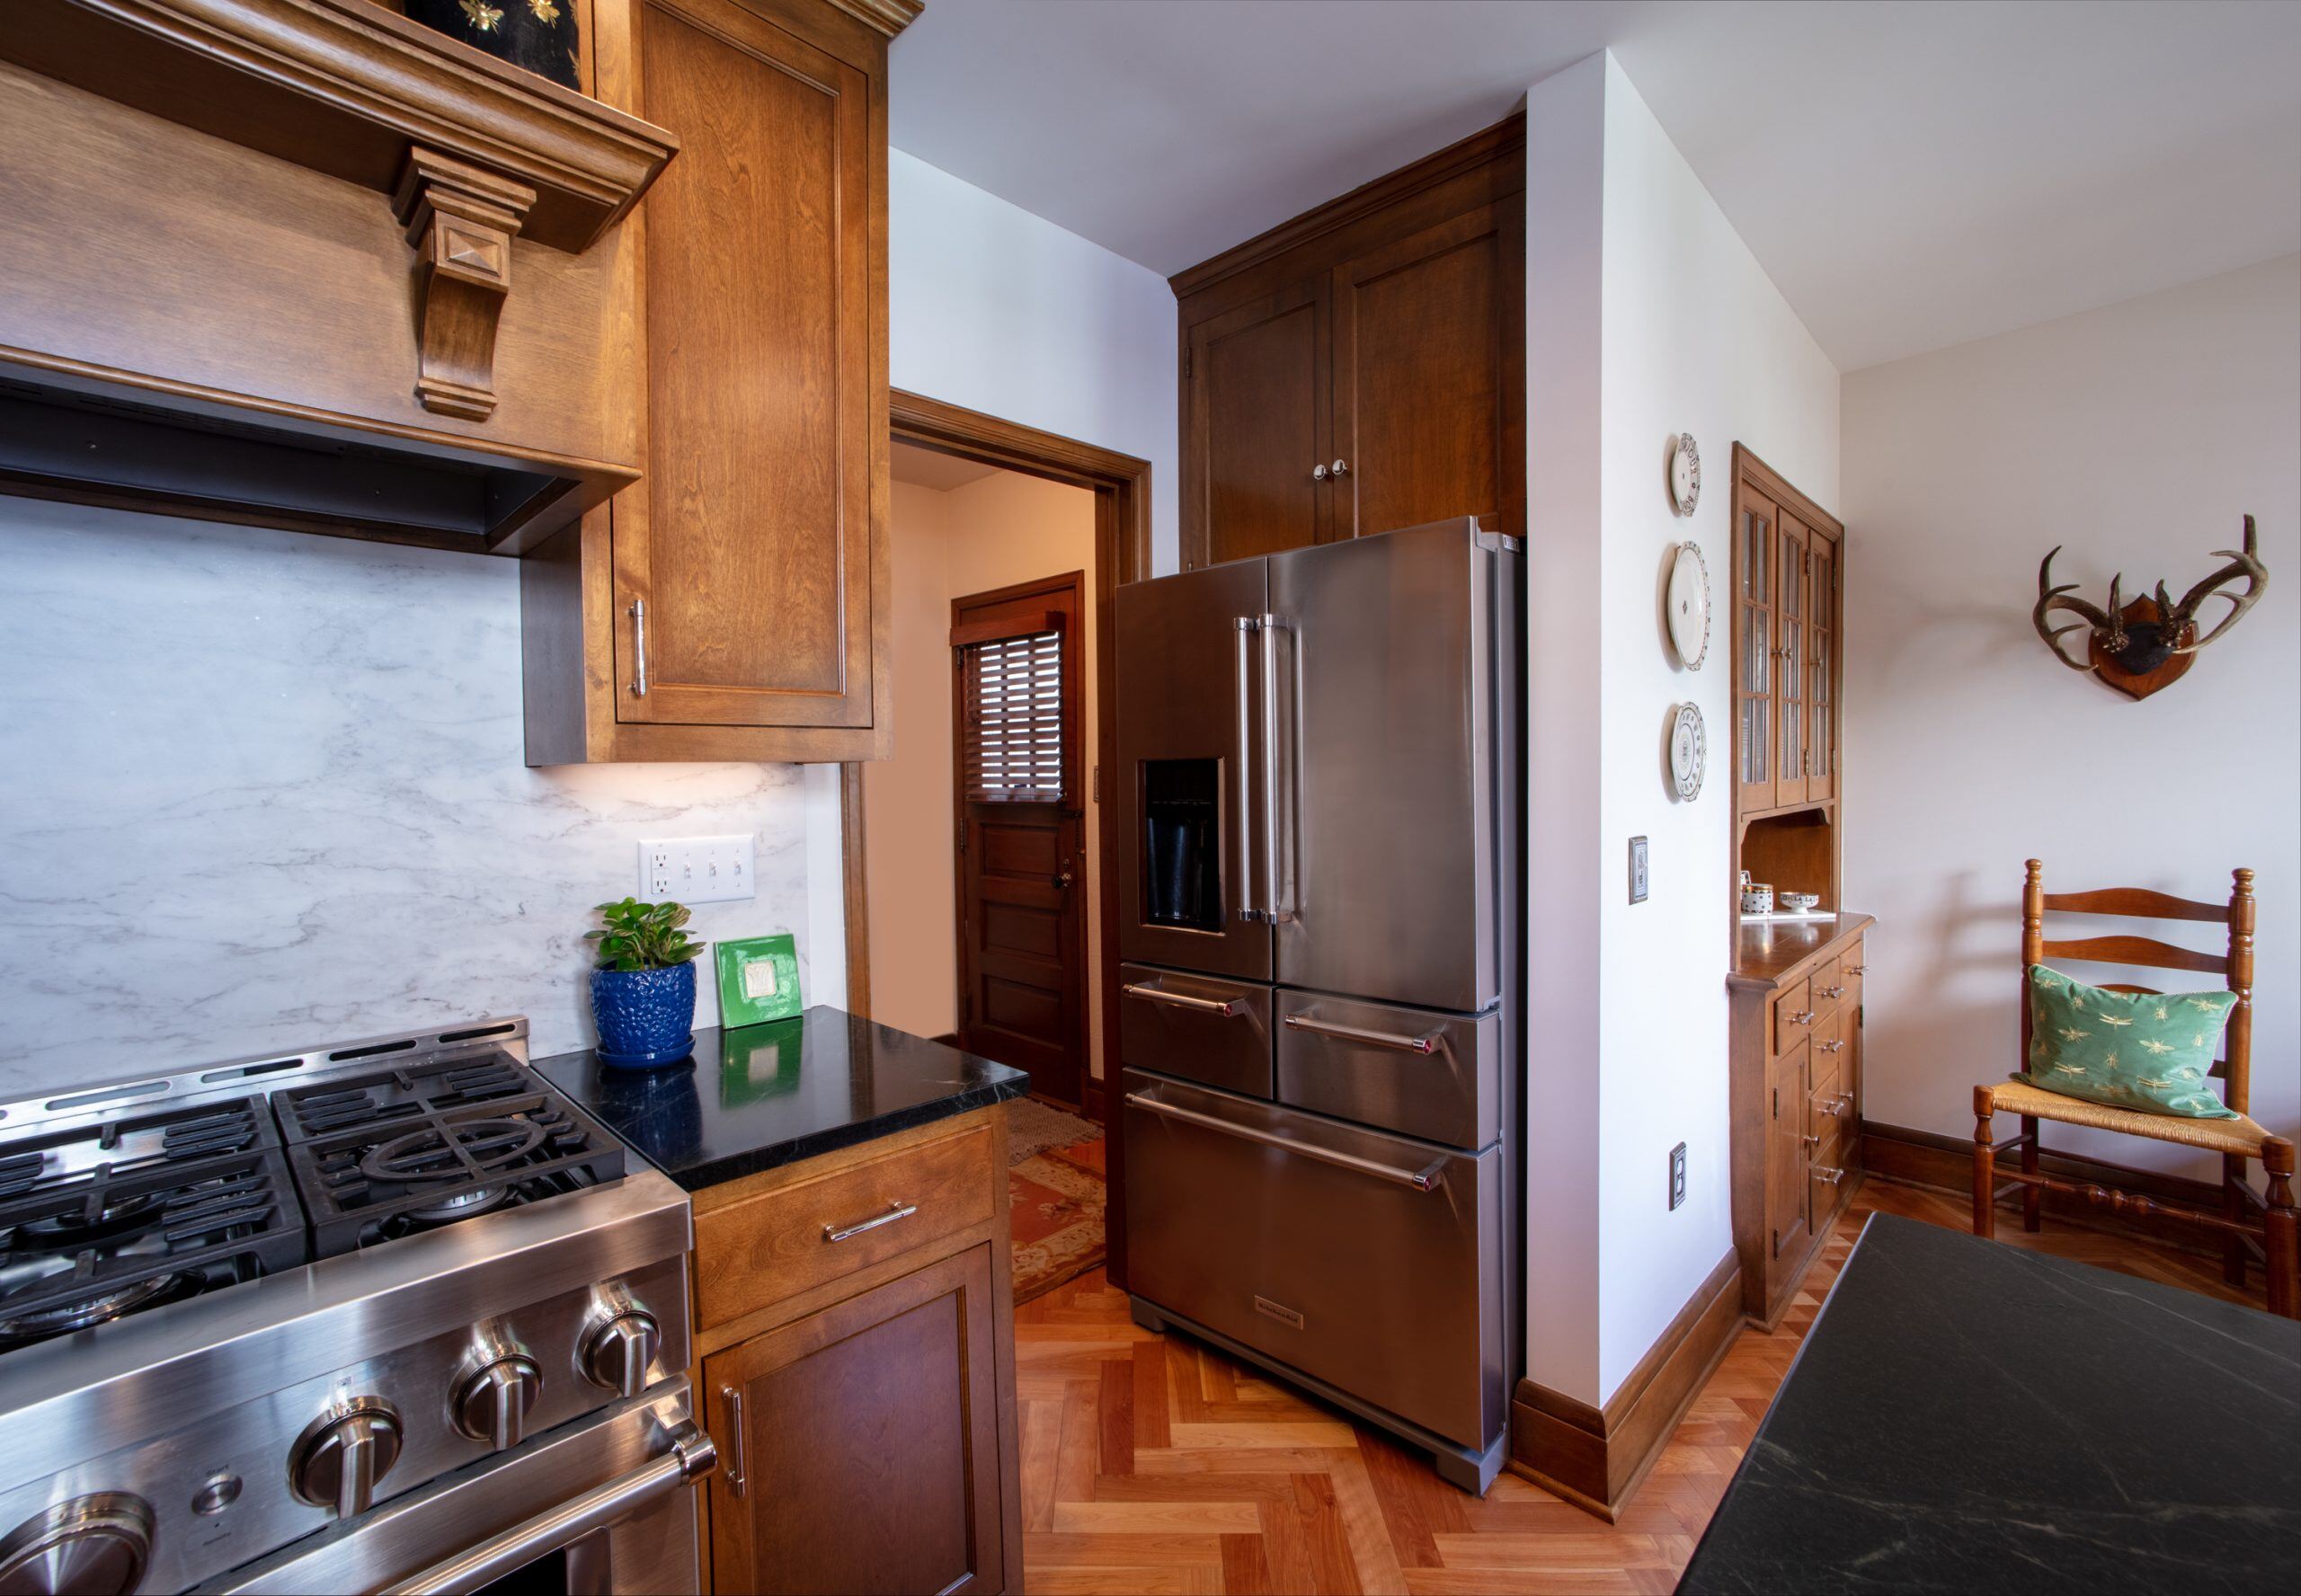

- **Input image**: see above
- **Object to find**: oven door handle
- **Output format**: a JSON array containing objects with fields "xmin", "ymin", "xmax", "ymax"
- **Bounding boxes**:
[{"xmin": 383, "ymin": 1421, "xmax": 717, "ymax": 1596}]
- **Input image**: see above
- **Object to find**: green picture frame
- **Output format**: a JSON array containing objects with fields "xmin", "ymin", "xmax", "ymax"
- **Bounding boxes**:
[{"xmin": 715, "ymin": 933, "xmax": 802, "ymax": 1029}]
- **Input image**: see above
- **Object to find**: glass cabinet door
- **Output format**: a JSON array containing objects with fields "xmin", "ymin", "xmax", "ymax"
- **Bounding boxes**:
[
  {"xmin": 1778, "ymin": 518, "xmax": 1807, "ymax": 801},
  {"xmin": 1807, "ymin": 538, "xmax": 1835, "ymax": 803},
  {"xmin": 1736, "ymin": 492, "xmax": 1778, "ymax": 811}
]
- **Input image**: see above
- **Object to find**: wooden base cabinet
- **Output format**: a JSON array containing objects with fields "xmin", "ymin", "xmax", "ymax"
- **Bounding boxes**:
[
  {"xmin": 1730, "ymin": 920, "xmax": 1870, "ymax": 1326},
  {"xmin": 705, "ymin": 1246, "xmax": 1011, "ymax": 1595},
  {"xmin": 689, "ymin": 1107, "xmax": 1023, "ymax": 1596}
]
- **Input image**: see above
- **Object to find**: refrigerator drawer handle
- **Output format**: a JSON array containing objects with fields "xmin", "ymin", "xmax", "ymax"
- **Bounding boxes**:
[
  {"xmin": 1122, "ymin": 982, "xmax": 1247, "ymax": 1018},
  {"xmin": 1282, "ymin": 1014, "xmax": 1444, "ymax": 1055},
  {"xmin": 1124, "ymin": 1091, "xmax": 1446, "ymax": 1192}
]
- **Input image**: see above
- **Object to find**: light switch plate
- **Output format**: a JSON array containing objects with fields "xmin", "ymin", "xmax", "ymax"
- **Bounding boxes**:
[
  {"xmin": 1629, "ymin": 836, "xmax": 1650, "ymax": 903},
  {"xmin": 639, "ymin": 834, "xmax": 755, "ymax": 904}
]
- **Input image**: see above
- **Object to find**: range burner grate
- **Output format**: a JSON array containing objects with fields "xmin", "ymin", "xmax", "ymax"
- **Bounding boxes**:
[
  {"xmin": 274, "ymin": 1055, "xmax": 626, "ymax": 1256},
  {"xmin": 0, "ymin": 1099, "xmax": 306, "ymax": 1352}
]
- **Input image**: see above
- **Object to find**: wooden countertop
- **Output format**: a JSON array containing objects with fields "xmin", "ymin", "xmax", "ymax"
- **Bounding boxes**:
[{"xmin": 1728, "ymin": 911, "xmax": 1874, "ymax": 990}]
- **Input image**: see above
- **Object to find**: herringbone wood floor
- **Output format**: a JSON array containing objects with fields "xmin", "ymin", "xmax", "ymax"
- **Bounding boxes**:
[{"xmin": 1015, "ymin": 1176, "xmax": 2255, "ymax": 1594}]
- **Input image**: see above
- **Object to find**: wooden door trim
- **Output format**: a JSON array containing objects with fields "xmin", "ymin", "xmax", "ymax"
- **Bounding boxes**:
[{"xmin": 847, "ymin": 389, "xmax": 1150, "ymax": 1276}]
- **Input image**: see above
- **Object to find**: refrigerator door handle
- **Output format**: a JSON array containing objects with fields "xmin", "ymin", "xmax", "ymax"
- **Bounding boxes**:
[
  {"xmin": 1282, "ymin": 1012, "xmax": 1444, "ymax": 1056},
  {"xmin": 1232, "ymin": 617, "xmax": 1265, "ymax": 924},
  {"xmin": 1259, "ymin": 613, "xmax": 1297, "ymax": 924},
  {"xmin": 1124, "ymin": 1089, "xmax": 1446, "ymax": 1192}
]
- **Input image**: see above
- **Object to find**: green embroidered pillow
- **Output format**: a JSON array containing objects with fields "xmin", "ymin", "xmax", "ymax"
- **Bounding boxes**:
[{"xmin": 2023, "ymin": 965, "xmax": 2237, "ymax": 1119}]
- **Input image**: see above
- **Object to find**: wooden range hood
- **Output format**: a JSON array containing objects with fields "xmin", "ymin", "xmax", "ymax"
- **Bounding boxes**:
[{"xmin": 0, "ymin": 0, "xmax": 677, "ymax": 554}]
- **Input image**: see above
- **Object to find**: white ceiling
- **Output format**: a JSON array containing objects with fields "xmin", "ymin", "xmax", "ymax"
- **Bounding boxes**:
[
  {"xmin": 891, "ymin": 439, "xmax": 1005, "ymax": 491},
  {"xmin": 889, "ymin": 0, "xmax": 2301, "ymax": 371}
]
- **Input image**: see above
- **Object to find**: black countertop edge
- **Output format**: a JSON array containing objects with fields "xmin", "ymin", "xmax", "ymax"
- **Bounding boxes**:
[{"xmin": 536, "ymin": 1006, "xmax": 1030, "ymax": 1193}]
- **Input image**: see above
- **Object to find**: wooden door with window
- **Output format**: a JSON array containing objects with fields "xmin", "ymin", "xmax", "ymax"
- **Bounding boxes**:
[{"xmin": 952, "ymin": 573, "xmax": 1087, "ymax": 1104}]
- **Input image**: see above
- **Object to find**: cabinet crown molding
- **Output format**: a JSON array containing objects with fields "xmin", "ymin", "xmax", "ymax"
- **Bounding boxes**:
[{"xmin": 826, "ymin": 0, "xmax": 922, "ymax": 36}]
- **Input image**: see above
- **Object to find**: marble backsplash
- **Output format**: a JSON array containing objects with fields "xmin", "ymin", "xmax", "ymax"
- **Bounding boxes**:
[{"xmin": 0, "ymin": 501, "xmax": 843, "ymax": 1098}]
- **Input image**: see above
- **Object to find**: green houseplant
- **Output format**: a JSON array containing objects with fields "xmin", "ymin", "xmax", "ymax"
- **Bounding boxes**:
[{"xmin": 585, "ymin": 898, "xmax": 703, "ymax": 1066}]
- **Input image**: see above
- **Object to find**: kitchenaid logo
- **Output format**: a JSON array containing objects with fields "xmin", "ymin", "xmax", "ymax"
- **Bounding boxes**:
[{"xmin": 1253, "ymin": 1295, "xmax": 1305, "ymax": 1330}]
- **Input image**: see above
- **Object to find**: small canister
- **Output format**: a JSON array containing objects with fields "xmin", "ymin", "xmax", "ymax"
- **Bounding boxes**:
[{"xmin": 1739, "ymin": 872, "xmax": 1774, "ymax": 915}]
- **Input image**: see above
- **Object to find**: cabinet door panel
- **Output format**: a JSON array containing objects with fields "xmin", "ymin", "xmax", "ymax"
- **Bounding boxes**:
[
  {"xmin": 1329, "ymin": 199, "xmax": 1523, "ymax": 541},
  {"xmin": 617, "ymin": 0, "xmax": 875, "ymax": 728},
  {"xmin": 706, "ymin": 1245, "xmax": 1008, "ymax": 1594},
  {"xmin": 1186, "ymin": 279, "xmax": 1328, "ymax": 566},
  {"xmin": 1806, "ymin": 536, "xmax": 1836, "ymax": 804},
  {"xmin": 1735, "ymin": 487, "xmax": 1779, "ymax": 813},
  {"xmin": 1766, "ymin": 1045, "xmax": 1811, "ymax": 1264}
]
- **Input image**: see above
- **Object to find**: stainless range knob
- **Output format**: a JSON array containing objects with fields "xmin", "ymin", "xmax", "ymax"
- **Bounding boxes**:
[
  {"xmin": 453, "ymin": 1352, "xmax": 543, "ymax": 1450},
  {"xmin": 0, "ymin": 1494, "xmax": 153, "ymax": 1596},
  {"xmin": 580, "ymin": 1309, "xmax": 662, "ymax": 1399},
  {"xmin": 289, "ymin": 1398, "xmax": 402, "ymax": 1520}
]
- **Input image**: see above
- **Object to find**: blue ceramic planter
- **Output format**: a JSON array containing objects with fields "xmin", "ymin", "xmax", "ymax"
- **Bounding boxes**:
[{"xmin": 591, "ymin": 962, "xmax": 697, "ymax": 1067}]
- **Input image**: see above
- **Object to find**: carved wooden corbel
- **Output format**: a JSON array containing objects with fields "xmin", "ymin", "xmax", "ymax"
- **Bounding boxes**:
[{"xmin": 393, "ymin": 147, "xmax": 538, "ymax": 421}]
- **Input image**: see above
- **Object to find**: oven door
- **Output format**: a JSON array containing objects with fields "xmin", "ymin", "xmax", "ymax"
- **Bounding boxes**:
[{"xmin": 209, "ymin": 1388, "xmax": 712, "ymax": 1596}]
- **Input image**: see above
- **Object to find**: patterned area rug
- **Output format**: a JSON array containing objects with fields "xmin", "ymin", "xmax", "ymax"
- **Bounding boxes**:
[{"xmin": 1009, "ymin": 1105, "xmax": 1106, "ymax": 1303}]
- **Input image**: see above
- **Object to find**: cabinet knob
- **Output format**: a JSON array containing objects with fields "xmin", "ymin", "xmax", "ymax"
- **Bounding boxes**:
[
  {"xmin": 1311, "ymin": 463, "xmax": 1329, "ymax": 481},
  {"xmin": 1330, "ymin": 457, "xmax": 1349, "ymax": 477}
]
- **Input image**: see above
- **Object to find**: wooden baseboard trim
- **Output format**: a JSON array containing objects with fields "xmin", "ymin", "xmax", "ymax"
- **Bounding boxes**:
[
  {"xmin": 1081, "ymin": 1077, "xmax": 1107, "ymax": 1124},
  {"xmin": 1509, "ymin": 1250, "xmax": 1743, "ymax": 1521},
  {"xmin": 1861, "ymin": 1119, "xmax": 2231, "ymax": 1257}
]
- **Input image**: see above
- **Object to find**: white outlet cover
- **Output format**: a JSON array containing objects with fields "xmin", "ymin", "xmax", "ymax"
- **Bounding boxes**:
[{"xmin": 639, "ymin": 834, "xmax": 755, "ymax": 905}]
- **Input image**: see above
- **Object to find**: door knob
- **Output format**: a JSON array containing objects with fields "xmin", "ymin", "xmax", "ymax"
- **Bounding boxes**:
[
  {"xmin": 1053, "ymin": 870, "xmax": 1075, "ymax": 889},
  {"xmin": 1311, "ymin": 463, "xmax": 1328, "ymax": 481}
]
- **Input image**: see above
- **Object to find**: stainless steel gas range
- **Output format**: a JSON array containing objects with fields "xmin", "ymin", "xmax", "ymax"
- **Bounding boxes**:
[{"xmin": 0, "ymin": 1018, "xmax": 714, "ymax": 1595}]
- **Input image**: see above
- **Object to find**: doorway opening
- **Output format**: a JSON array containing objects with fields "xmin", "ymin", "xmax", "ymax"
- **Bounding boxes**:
[{"xmin": 840, "ymin": 391, "xmax": 1150, "ymax": 1288}]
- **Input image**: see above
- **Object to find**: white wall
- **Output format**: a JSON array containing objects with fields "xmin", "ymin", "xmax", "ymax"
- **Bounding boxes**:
[
  {"xmin": 0, "ymin": 504, "xmax": 847, "ymax": 1095},
  {"xmin": 890, "ymin": 149, "xmax": 1181, "ymax": 575},
  {"xmin": 866, "ymin": 471, "xmax": 1105, "ymax": 1077},
  {"xmin": 1526, "ymin": 52, "xmax": 1842, "ymax": 1406},
  {"xmin": 1843, "ymin": 255, "xmax": 2301, "ymax": 1178}
]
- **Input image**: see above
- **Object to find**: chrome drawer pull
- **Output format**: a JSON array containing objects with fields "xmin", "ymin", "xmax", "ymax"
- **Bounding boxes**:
[
  {"xmin": 1813, "ymin": 1165, "xmax": 1848, "ymax": 1186},
  {"xmin": 823, "ymin": 1201, "xmax": 917, "ymax": 1243},
  {"xmin": 1844, "ymin": 964, "xmax": 1867, "ymax": 975},
  {"xmin": 1786, "ymin": 1009, "xmax": 1816, "ymax": 1026},
  {"xmin": 721, "ymin": 1389, "xmax": 746, "ymax": 1498},
  {"xmin": 1123, "ymin": 982, "xmax": 1246, "ymax": 1018},
  {"xmin": 1124, "ymin": 1091, "xmax": 1446, "ymax": 1192},
  {"xmin": 1817, "ymin": 984, "xmax": 1845, "ymax": 998},
  {"xmin": 1282, "ymin": 1014, "xmax": 1444, "ymax": 1055},
  {"xmin": 1819, "ymin": 1038, "xmax": 1845, "ymax": 1054},
  {"xmin": 1817, "ymin": 1095, "xmax": 1850, "ymax": 1117}
]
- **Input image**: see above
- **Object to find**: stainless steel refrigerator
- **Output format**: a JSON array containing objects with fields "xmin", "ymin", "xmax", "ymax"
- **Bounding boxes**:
[{"xmin": 1115, "ymin": 516, "xmax": 1524, "ymax": 1493}]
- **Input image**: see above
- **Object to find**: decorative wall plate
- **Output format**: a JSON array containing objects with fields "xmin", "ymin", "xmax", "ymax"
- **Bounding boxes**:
[
  {"xmin": 1668, "ymin": 432, "xmax": 1701, "ymax": 517},
  {"xmin": 1666, "ymin": 540, "xmax": 1710, "ymax": 669},
  {"xmin": 1669, "ymin": 703, "xmax": 1706, "ymax": 800}
]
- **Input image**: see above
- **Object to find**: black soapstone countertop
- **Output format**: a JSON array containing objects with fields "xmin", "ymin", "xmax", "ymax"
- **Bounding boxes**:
[
  {"xmin": 536, "ymin": 1006, "xmax": 1029, "ymax": 1192},
  {"xmin": 1677, "ymin": 1212, "xmax": 2300, "ymax": 1594}
]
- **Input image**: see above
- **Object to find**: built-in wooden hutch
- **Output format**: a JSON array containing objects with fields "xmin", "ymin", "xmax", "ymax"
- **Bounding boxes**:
[{"xmin": 1726, "ymin": 445, "xmax": 1870, "ymax": 1327}]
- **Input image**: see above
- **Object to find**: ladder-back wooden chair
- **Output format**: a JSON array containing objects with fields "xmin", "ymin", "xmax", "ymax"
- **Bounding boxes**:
[{"xmin": 1972, "ymin": 860, "xmax": 2296, "ymax": 1317}]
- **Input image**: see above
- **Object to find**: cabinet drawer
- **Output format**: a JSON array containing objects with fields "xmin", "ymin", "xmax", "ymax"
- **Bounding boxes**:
[
  {"xmin": 1809, "ymin": 954, "xmax": 1848, "ymax": 1015},
  {"xmin": 1276, "ymin": 989, "xmax": 1497, "ymax": 1149},
  {"xmin": 1120, "ymin": 962, "xmax": 1274, "ymax": 1097},
  {"xmin": 1772, "ymin": 978, "xmax": 1816, "ymax": 1054},
  {"xmin": 1840, "ymin": 938, "xmax": 1867, "ymax": 1009},
  {"xmin": 694, "ymin": 1122, "xmax": 998, "ymax": 1330},
  {"xmin": 1808, "ymin": 1006, "xmax": 1849, "ymax": 1073}
]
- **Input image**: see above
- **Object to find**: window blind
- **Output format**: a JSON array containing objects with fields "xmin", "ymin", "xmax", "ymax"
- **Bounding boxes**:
[{"xmin": 960, "ymin": 629, "xmax": 1064, "ymax": 801}]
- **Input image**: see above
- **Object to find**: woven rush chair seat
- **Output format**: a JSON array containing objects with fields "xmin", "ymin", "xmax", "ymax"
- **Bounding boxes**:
[{"xmin": 1984, "ymin": 1077, "xmax": 2271, "ymax": 1160}]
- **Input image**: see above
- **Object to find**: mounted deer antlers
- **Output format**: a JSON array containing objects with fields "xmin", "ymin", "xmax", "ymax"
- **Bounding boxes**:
[{"xmin": 2032, "ymin": 516, "xmax": 2268, "ymax": 699}]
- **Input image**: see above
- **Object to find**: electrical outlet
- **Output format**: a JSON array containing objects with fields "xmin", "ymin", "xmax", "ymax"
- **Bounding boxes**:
[
  {"xmin": 1629, "ymin": 836, "xmax": 1650, "ymax": 903},
  {"xmin": 638, "ymin": 834, "xmax": 755, "ymax": 904},
  {"xmin": 1669, "ymin": 1142, "xmax": 1688, "ymax": 1210}
]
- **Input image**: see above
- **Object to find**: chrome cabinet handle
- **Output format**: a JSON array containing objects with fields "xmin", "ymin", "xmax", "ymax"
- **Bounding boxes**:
[
  {"xmin": 628, "ymin": 598, "xmax": 648, "ymax": 696},
  {"xmin": 1311, "ymin": 463, "xmax": 1329, "ymax": 481},
  {"xmin": 720, "ymin": 1391, "xmax": 746, "ymax": 1499},
  {"xmin": 1259, "ymin": 613, "xmax": 1294, "ymax": 925},
  {"xmin": 1813, "ymin": 1165, "xmax": 1848, "ymax": 1186},
  {"xmin": 1817, "ymin": 1095, "xmax": 1851, "ymax": 1117},
  {"xmin": 1844, "ymin": 964, "xmax": 1868, "ymax": 975},
  {"xmin": 1125, "ymin": 1091, "xmax": 1446, "ymax": 1191},
  {"xmin": 1818, "ymin": 984, "xmax": 1845, "ymax": 998},
  {"xmin": 1123, "ymin": 982, "xmax": 1245, "ymax": 1017},
  {"xmin": 1283, "ymin": 1014, "xmax": 1443, "ymax": 1055},
  {"xmin": 1787, "ymin": 1009, "xmax": 1816, "ymax": 1026},
  {"xmin": 1801, "ymin": 1133, "xmax": 1821, "ymax": 1148},
  {"xmin": 823, "ymin": 1201, "xmax": 917, "ymax": 1243},
  {"xmin": 1330, "ymin": 458, "xmax": 1349, "ymax": 477},
  {"xmin": 387, "ymin": 1422, "xmax": 716, "ymax": 1594},
  {"xmin": 1819, "ymin": 1038, "xmax": 1845, "ymax": 1054},
  {"xmin": 1233, "ymin": 617, "xmax": 1262, "ymax": 923}
]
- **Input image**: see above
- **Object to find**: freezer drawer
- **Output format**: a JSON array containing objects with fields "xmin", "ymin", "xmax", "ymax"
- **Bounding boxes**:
[
  {"xmin": 1275, "ymin": 990, "xmax": 1498, "ymax": 1149},
  {"xmin": 1120, "ymin": 963, "xmax": 1275, "ymax": 1098},
  {"xmin": 1122, "ymin": 1070, "xmax": 1505, "ymax": 1449}
]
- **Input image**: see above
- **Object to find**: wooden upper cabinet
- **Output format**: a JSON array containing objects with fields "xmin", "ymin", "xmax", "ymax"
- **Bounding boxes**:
[
  {"xmin": 1174, "ymin": 114, "xmax": 1524, "ymax": 569},
  {"xmin": 1730, "ymin": 451, "xmax": 1843, "ymax": 819},
  {"xmin": 521, "ymin": 0, "xmax": 902, "ymax": 764},
  {"xmin": 1328, "ymin": 198, "xmax": 1524, "ymax": 544},
  {"xmin": 1186, "ymin": 279, "xmax": 1330, "ymax": 566}
]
